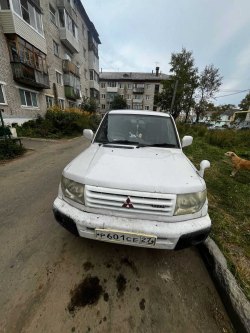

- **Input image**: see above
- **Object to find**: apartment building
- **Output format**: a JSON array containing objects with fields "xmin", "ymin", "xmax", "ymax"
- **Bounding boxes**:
[
  {"xmin": 99, "ymin": 67, "xmax": 169, "ymax": 112},
  {"xmin": 0, "ymin": 0, "xmax": 100, "ymax": 122}
]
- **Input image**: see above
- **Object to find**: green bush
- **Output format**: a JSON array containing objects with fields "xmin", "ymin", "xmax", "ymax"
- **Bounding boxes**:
[
  {"xmin": 16, "ymin": 108, "xmax": 101, "ymax": 139},
  {"xmin": 0, "ymin": 126, "xmax": 11, "ymax": 137},
  {"xmin": 0, "ymin": 140, "xmax": 26, "ymax": 160}
]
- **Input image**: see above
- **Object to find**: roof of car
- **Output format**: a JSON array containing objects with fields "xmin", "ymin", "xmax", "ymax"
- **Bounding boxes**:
[{"xmin": 108, "ymin": 110, "xmax": 171, "ymax": 117}]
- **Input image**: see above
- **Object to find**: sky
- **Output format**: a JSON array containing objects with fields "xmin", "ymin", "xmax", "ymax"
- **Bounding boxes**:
[{"xmin": 82, "ymin": 0, "xmax": 250, "ymax": 107}]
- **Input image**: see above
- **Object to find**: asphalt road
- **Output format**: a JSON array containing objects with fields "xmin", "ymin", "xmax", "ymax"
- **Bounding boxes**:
[{"xmin": 0, "ymin": 137, "xmax": 234, "ymax": 333}]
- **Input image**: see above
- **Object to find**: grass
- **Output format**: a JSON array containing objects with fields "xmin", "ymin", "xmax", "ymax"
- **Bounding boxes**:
[{"xmin": 178, "ymin": 125, "xmax": 250, "ymax": 300}]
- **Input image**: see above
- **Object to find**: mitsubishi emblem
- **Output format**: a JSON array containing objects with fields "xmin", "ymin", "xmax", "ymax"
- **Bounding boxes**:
[{"xmin": 122, "ymin": 197, "xmax": 134, "ymax": 208}]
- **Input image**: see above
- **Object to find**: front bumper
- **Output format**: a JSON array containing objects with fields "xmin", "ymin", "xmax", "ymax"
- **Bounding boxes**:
[{"xmin": 53, "ymin": 197, "xmax": 211, "ymax": 250}]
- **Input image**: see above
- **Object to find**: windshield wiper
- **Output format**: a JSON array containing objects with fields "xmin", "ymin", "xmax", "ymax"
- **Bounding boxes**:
[
  {"xmin": 97, "ymin": 140, "xmax": 140, "ymax": 146},
  {"xmin": 97, "ymin": 140, "xmax": 111, "ymax": 145},
  {"xmin": 108, "ymin": 140, "xmax": 140, "ymax": 145},
  {"xmin": 136, "ymin": 143, "xmax": 178, "ymax": 148}
]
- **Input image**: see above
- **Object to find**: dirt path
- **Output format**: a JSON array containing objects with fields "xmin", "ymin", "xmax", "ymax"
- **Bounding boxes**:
[{"xmin": 0, "ymin": 138, "xmax": 233, "ymax": 333}]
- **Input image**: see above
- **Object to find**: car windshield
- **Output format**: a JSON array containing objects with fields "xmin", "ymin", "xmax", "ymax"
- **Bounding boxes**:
[{"xmin": 94, "ymin": 113, "xmax": 179, "ymax": 148}]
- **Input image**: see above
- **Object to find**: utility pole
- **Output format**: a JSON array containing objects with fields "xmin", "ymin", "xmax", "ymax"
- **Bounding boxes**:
[{"xmin": 170, "ymin": 79, "xmax": 178, "ymax": 113}]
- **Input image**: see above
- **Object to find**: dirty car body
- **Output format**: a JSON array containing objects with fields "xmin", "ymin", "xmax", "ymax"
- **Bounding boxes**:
[{"xmin": 53, "ymin": 110, "xmax": 211, "ymax": 249}]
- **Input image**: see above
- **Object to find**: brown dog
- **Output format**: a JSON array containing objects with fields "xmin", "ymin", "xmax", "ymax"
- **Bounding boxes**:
[{"xmin": 225, "ymin": 151, "xmax": 250, "ymax": 176}]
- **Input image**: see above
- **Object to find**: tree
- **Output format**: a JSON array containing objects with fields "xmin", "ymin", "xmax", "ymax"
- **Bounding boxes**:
[
  {"xmin": 210, "ymin": 111, "xmax": 221, "ymax": 123},
  {"xmin": 195, "ymin": 65, "xmax": 222, "ymax": 122},
  {"xmin": 80, "ymin": 97, "xmax": 98, "ymax": 113},
  {"xmin": 157, "ymin": 48, "xmax": 198, "ymax": 120},
  {"xmin": 239, "ymin": 92, "xmax": 250, "ymax": 110},
  {"xmin": 216, "ymin": 104, "xmax": 236, "ymax": 112},
  {"xmin": 110, "ymin": 95, "xmax": 127, "ymax": 110}
]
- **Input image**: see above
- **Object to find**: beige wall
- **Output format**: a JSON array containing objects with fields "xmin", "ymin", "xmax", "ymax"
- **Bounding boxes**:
[
  {"xmin": 0, "ymin": 0, "xmax": 100, "ymax": 119},
  {"xmin": 0, "ymin": 23, "xmax": 46, "ymax": 118},
  {"xmin": 99, "ymin": 80, "xmax": 164, "ymax": 112}
]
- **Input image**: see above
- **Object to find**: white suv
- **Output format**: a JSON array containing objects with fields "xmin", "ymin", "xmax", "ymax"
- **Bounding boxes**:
[{"xmin": 53, "ymin": 110, "xmax": 211, "ymax": 249}]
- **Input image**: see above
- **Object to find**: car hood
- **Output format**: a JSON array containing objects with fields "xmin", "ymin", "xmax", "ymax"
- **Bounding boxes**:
[{"xmin": 64, "ymin": 144, "xmax": 205, "ymax": 194}]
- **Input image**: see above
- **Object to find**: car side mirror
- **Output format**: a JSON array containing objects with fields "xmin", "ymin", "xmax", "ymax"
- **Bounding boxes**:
[
  {"xmin": 182, "ymin": 135, "xmax": 193, "ymax": 148},
  {"xmin": 83, "ymin": 129, "xmax": 94, "ymax": 141},
  {"xmin": 198, "ymin": 160, "xmax": 210, "ymax": 178}
]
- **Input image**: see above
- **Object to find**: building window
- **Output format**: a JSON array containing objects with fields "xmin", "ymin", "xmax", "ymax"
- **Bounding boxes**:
[
  {"xmin": 133, "ymin": 104, "xmax": 143, "ymax": 110},
  {"xmin": 134, "ymin": 83, "xmax": 144, "ymax": 88},
  {"xmin": 66, "ymin": 11, "xmax": 78, "ymax": 39},
  {"xmin": 155, "ymin": 84, "xmax": 160, "ymax": 93},
  {"xmin": 64, "ymin": 52, "xmax": 72, "ymax": 61},
  {"xmin": 101, "ymin": 94, "xmax": 105, "ymax": 99},
  {"xmin": 90, "ymin": 70, "xmax": 94, "ymax": 80},
  {"xmin": 127, "ymin": 84, "xmax": 132, "ymax": 89},
  {"xmin": 58, "ymin": 9, "xmax": 65, "ymax": 27},
  {"xmin": 101, "ymin": 104, "xmax": 105, "ymax": 110},
  {"xmin": 144, "ymin": 106, "xmax": 149, "ymax": 110},
  {"xmin": 100, "ymin": 82, "xmax": 105, "ymax": 88},
  {"xmin": 12, "ymin": 0, "xmax": 44, "ymax": 35},
  {"xmin": 7, "ymin": 35, "xmax": 48, "ymax": 74},
  {"xmin": 45, "ymin": 95, "xmax": 53, "ymax": 108},
  {"xmin": 58, "ymin": 8, "xmax": 78, "ymax": 39},
  {"xmin": 0, "ymin": 0, "xmax": 10, "ymax": 9},
  {"xmin": 119, "ymin": 83, "xmax": 123, "ymax": 89},
  {"xmin": 146, "ymin": 95, "xmax": 150, "ymax": 100},
  {"xmin": 89, "ymin": 70, "xmax": 99, "ymax": 82},
  {"xmin": 20, "ymin": 89, "xmax": 38, "ymax": 107},
  {"xmin": 58, "ymin": 98, "xmax": 64, "ymax": 109},
  {"xmin": 126, "ymin": 95, "xmax": 131, "ymax": 100},
  {"xmin": 108, "ymin": 82, "xmax": 117, "ymax": 87},
  {"xmin": 0, "ymin": 84, "xmax": 7, "ymax": 105},
  {"xmin": 82, "ymin": 23, "xmax": 85, "ymax": 38},
  {"xmin": 83, "ymin": 47, "xmax": 86, "ymax": 58},
  {"xmin": 53, "ymin": 40, "xmax": 59, "ymax": 56},
  {"xmin": 56, "ymin": 71, "xmax": 63, "ymax": 85},
  {"xmin": 147, "ymin": 84, "xmax": 151, "ymax": 89},
  {"xmin": 120, "ymin": 94, "xmax": 124, "ymax": 99},
  {"xmin": 49, "ymin": 4, "xmax": 57, "ymax": 26},
  {"xmin": 127, "ymin": 104, "xmax": 131, "ymax": 109}
]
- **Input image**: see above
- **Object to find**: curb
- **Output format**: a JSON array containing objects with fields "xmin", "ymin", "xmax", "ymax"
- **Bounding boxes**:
[{"xmin": 198, "ymin": 237, "xmax": 250, "ymax": 333}]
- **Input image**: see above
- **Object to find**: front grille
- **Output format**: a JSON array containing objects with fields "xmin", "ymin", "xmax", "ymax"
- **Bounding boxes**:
[{"xmin": 85, "ymin": 185, "xmax": 176, "ymax": 216}]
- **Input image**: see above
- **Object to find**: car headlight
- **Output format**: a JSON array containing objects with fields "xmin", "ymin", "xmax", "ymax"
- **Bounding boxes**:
[
  {"xmin": 61, "ymin": 176, "xmax": 85, "ymax": 205},
  {"xmin": 174, "ymin": 190, "xmax": 207, "ymax": 216}
]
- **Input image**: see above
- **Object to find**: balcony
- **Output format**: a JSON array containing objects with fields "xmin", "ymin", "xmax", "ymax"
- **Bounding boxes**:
[
  {"xmin": 64, "ymin": 86, "xmax": 80, "ymax": 100},
  {"xmin": 133, "ymin": 88, "xmax": 144, "ymax": 94},
  {"xmin": 62, "ymin": 60, "xmax": 80, "ymax": 77},
  {"xmin": 57, "ymin": 0, "xmax": 77, "ymax": 22},
  {"xmin": 107, "ymin": 87, "xmax": 118, "ymax": 93},
  {"xmin": 11, "ymin": 62, "xmax": 50, "ymax": 89},
  {"xmin": 59, "ymin": 28, "xmax": 79, "ymax": 53},
  {"xmin": 0, "ymin": 10, "xmax": 47, "ymax": 53},
  {"xmin": 89, "ymin": 80, "xmax": 100, "ymax": 91},
  {"xmin": 133, "ymin": 98, "xmax": 143, "ymax": 104}
]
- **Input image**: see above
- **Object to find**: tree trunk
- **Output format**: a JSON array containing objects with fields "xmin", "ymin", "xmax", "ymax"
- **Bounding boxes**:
[{"xmin": 196, "ymin": 112, "xmax": 200, "ymax": 123}]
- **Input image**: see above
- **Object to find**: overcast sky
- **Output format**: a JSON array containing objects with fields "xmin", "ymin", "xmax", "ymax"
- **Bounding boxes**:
[{"xmin": 83, "ymin": 0, "xmax": 250, "ymax": 106}]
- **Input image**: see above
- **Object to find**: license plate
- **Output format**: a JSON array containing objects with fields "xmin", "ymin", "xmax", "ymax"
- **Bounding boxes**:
[{"xmin": 95, "ymin": 229, "xmax": 157, "ymax": 246}]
